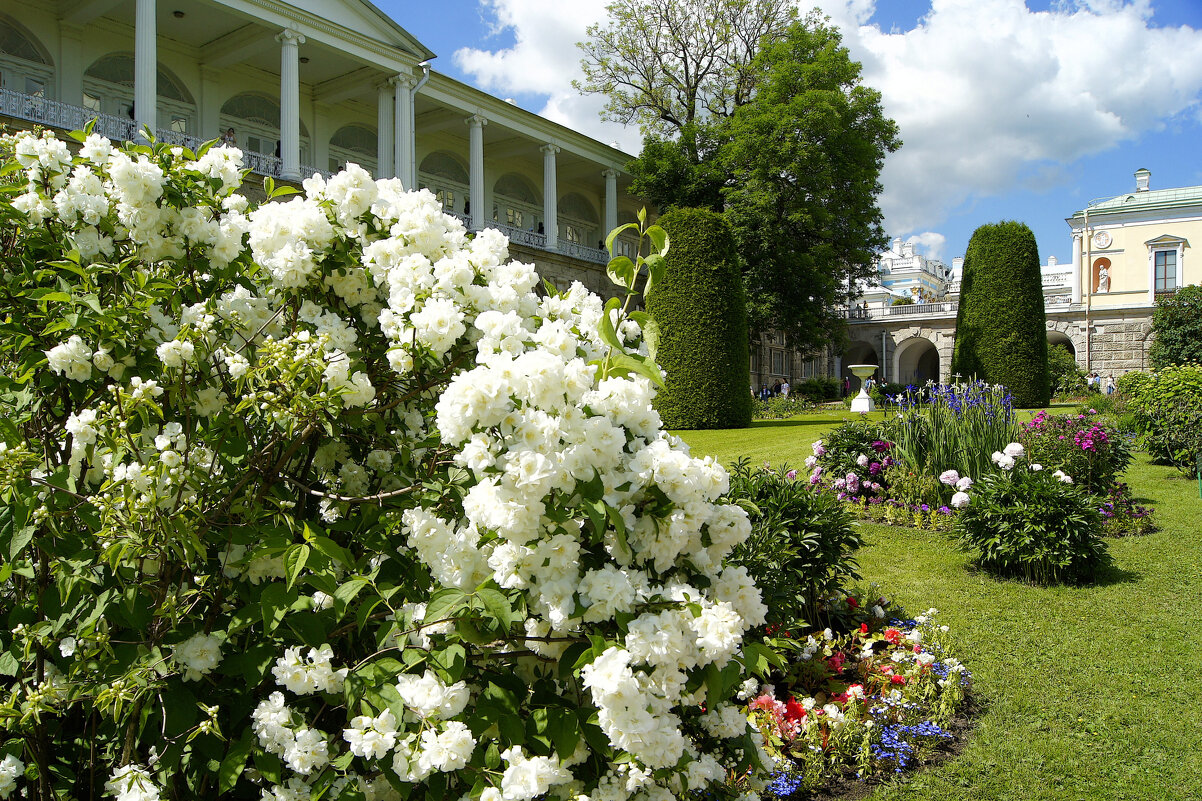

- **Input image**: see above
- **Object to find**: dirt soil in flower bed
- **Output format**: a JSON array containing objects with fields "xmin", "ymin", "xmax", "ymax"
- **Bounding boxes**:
[{"xmin": 791, "ymin": 689, "xmax": 983, "ymax": 801}]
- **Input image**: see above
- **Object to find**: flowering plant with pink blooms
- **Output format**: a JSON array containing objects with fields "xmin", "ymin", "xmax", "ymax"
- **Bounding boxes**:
[{"xmin": 1020, "ymin": 410, "xmax": 1132, "ymax": 494}]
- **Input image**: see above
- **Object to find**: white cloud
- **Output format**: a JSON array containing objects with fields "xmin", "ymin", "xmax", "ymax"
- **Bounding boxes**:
[
  {"xmin": 833, "ymin": 0, "xmax": 1202, "ymax": 235},
  {"xmin": 452, "ymin": 0, "xmax": 642, "ymax": 150},
  {"xmin": 907, "ymin": 231, "xmax": 948, "ymax": 260},
  {"xmin": 452, "ymin": 0, "xmax": 1202, "ymax": 238}
]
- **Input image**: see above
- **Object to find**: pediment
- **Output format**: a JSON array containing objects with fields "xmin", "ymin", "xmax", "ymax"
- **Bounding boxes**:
[
  {"xmin": 1144, "ymin": 234, "xmax": 1189, "ymax": 248},
  {"xmin": 287, "ymin": 0, "xmax": 433, "ymax": 59}
]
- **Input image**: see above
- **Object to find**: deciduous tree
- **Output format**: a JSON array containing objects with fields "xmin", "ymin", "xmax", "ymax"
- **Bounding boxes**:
[{"xmin": 578, "ymin": 8, "xmax": 899, "ymax": 351}]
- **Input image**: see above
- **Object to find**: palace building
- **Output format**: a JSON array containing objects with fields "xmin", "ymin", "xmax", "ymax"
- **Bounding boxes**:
[{"xmin": 0, "ymin": 0, "xmax": 646, "ymax": 298}]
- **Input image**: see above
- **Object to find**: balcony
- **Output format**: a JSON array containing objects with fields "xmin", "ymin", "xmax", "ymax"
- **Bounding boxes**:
[
  {"xmin": 0, "ymin": 87, "xmax": 330, "ymax": 181},
  {"xmin": 847, "ymin": 301, "xmax": 958, "ymax": 320}
]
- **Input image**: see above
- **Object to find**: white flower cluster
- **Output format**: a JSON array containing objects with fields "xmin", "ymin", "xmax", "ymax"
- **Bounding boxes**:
[
  {"xmin": 104, "ymin": 764, "xmax": 161, "ymax": 801},
  {"xmin": 0, "ymin": 755, "xmax": 22, "ymax": 799},
  {"xmin": 173, "ymin": 632, "xmax": 224, "ymax": 681},
  {"xmin": 271, "ymin": 645, "xmax": 347, "ymax": 695},
  {"xmin": 8, "ymin": 130, "xmax": 769, "ymax": 801}
]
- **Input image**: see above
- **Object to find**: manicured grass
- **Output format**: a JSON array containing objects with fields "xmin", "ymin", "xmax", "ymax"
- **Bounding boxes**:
[{"xmin": 676, "ymin": 416, "xmax": 1202, "ymax": 801}]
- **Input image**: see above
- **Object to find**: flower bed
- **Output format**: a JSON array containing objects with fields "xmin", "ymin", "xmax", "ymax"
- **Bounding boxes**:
[{"xmin": 742, "ymin": 601, "xmax": 971, "ymax": 798}]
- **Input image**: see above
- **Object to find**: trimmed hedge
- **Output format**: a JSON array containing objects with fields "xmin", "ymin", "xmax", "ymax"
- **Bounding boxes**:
[
  {"xmin": 952, "ymin": 221, "xmax": 1050, "ymax": 407},
  {"xmin": 648, "ymin": 207, "xmax": 752, "ymax": 428}
]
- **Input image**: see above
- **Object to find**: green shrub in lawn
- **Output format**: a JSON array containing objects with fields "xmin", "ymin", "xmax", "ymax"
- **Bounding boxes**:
[
  {"xmin": 647, "ymin": 207, "xmax": 752, "ymax": 429},
  {"xmin": 726, "ymin": 459, "xmax": 863, "ymax": 631},
  {"xmin": 795, "ymin": 377, "xmax": 841, "ymax": 403},
  {"xmin": 813, "ymin": 419, "xmax": 888, "ymax": 478},
  {"xmin": 1122, "ymin": 362, "xmax": 1202, "ymax": 466},
  {"xmin": 954, "ymin": 459, "xmax": 1108, "ymax": 584},
  {"xmin": 754, "ymin": 394, "xmax": 815, "ymax": 420},
  {"xmin": 951, "ymin": 221, "xmax": 1050, "ymax": 407}
]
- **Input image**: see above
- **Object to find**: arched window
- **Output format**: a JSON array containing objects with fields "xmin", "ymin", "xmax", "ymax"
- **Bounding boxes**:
[
  {"xmin": 83, "ymin": 53, "xmax": 195, "ymax": 135},
  {"xmin": 0, "ymin": 16, "xmax": 54, "ymax": 100},
  {"xmin": 418, "ymin": 151, "xmax": 469, "ymax": 214},
  {"xmin": 492, "ymin": 172, "xmax": 541, "ymax": 230},
  {"xmin": 329, "ymin": 124, "xmax": 377, "ymax": 176},
  {"xmin": 220, "ymin": 92, "xmax": 310, "ymax": 163},
  {"xmin": 558, "ymin": 192, "xmax": 599, "ymax": 247}
]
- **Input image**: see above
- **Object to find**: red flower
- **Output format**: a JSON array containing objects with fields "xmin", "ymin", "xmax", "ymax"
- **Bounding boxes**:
[
  {"xmin": 846, "ymin": 596, "xmax": 860, "ymax": 608},
  {"xmin": 784, "ymin": 698, "xmax": 807, "ymax": 722},
  {"xmin": 884, "ymin": 628, "xmax": 902, "ymax": 645},
  {"xmin": 890, "ymin": 674, "xmax": 906, "ymax": 685},
  {"xmin": 859, "ymin": 623, "xmax": 869, "ymax": 636},
  {"xmin": 828, "ymin": 652, "xmax": 846, "ymax": 673}
]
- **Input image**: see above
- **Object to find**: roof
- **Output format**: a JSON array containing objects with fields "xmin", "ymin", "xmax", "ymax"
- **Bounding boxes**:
[{"xmin": 1069, "ymin": 184, "xmax": 1202, "ymax": 221}]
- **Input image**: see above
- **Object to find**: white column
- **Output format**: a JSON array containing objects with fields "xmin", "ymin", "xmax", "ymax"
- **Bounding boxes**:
[
  {"xmin": 277, "ymin": 28, "xmax": 305, "ymax": 180},
  {"xmin": 1147, "ymin": 249, "xmax": 1156, "ymax": 305},
  {"xmin": 59, "ymin": 26, "xmax": 84, "ymax": 107},
  {"xmin": 199, "ymin": 66, "xmax": 221, "ymax": 141},
  {"xmin": 394, "ymin": 74, "xmax": 415, "ymax": 186},
  {"xmin": 134, "ymin": 0, "xmax": 157, "ymax": 140},
  {"xmin": 1070, "ymin": 233, "xmax": 1082, "ymax": 305},
  {"xmin": 542, "ymin": 144, "xmax": 560, "ymax": 250},
  {"xmin": 376, "ymin": 80, "xmax": 394, "ymax": 179},
  {"xmin": 467, "ymin": 114, "xmax": 487, "ymax": 229},
  {"xmin": 603, "ymin": 168, "xmax": 619, "ymax": 241},
  {"xmin": 313, "ymin": 102, "xmax": 332, "ymax": 176}
]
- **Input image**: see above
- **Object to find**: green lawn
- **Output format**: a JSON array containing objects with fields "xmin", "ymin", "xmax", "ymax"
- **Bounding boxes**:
[{"xmin": 675, "ymin": 416, "xmax": 1202, "ymax": 801}]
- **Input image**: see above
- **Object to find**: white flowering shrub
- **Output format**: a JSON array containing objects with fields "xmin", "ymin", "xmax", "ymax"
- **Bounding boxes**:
[{"xmin": 0, "ymin": 128, "xmax": 771, "ymax": 801}]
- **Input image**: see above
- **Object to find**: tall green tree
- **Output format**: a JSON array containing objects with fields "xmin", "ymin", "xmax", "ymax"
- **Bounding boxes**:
[
  {"xmin": 952, "ymin": 221, "xmax": 1051, "ymax": 408},
  {"xmin": 578, "ymin": 7, "xmax": 899, "ymax": 351},
  {"xmin": 1148, "ymin": 284, "xmax": 1202, "ymax": 369}
]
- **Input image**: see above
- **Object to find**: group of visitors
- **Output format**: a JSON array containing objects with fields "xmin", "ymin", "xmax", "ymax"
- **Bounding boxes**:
[
  {"xmin": 1087, "ymin": 372, "xmax": 1116, "ymax": 395},
  {"xmin": 754, "ymin": 379, "xmax": 791, "ymax": 400}
]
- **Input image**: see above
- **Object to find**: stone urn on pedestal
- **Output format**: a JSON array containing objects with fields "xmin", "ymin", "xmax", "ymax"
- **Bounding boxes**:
[{"xmin": 849, "ymin": 364, "xmax": 877, "ymax": 413}]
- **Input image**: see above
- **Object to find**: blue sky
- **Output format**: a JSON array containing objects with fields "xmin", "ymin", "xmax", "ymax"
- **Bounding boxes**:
[{"xmin": 383, "ymin": 0, "xmax": 1202, "ymax": 266}]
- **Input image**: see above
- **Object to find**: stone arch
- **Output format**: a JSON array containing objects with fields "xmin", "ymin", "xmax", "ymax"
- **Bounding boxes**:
[
  {"xmin": 841, "ymin": 339, "xmax": 880, "ymax": 387},
  {"xmin": 894, "ymin": 335, "xmax": 940, "ymax": 387},
  {"xmin": 421, "ymin": 151, "xmax": 468, "ymax": 184},
  {"xmin": 493, "ymin": 172, "xmax": 540, "ymax": 229},
  {"xmin": 1047, "ymin": 329, "xmax": 1075, "ymax": 358},
  {"xmin": 419, "ymin": 151, "xmax": 469, "ymax": 215},
  {"xmin": 0, "ymin": 14, "xmax": 54, "ymax": 103},
  {"xmin": 0, "ymin": 14, "xmax": 53, "ymax": 67},
  {"xmin": 329, "ymin": 123, "xmax": 376, "ymax": 173},
  {"xmin": 1045, "ymin": 319, "xmax": 1087, "ymax": 369}
]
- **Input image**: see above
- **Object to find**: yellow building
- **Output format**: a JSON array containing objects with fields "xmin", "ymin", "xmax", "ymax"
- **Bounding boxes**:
[
  {"xmin": 1068, "ymin": 168, "xmax": 1201, "ymax": 309},
  {"xmin": 1062, "ymin": 168, "xmax": 1201, "ymax": 375}
]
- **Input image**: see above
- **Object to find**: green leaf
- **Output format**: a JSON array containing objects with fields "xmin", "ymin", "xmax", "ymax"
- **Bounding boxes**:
[
  {"xmin": 284, "ymin": 543, "xmax": 310, "ymax": 591},
  {"xmin": 546, "ymin": 708, "xmax": 580, "ymax": 758},
  {"xmin": 641, "ymin": 316, "xmax": 660, "ymax": 363},
  {"xmin": 475, "ymin": 587, "xmax": 513, "ymax": 630},
  {"xmin": 604, "ymin": 222, "xmax": 639, "ymax": 255},
  {"xmin": 606, "ymin": 256, "xmax": 637, "ymax": 291},
  {"xmin": 310, "ymin": 535, "xmax": 353, "ymax": 569},
  {"xmin": 597, "ymin": 297, "xmax": 624, "ymax": 352},
  {"xmin": 423, "ymin": 587, "xmax": 467, "ymax": 624},
  {"xmin": 0, "ymin": 650, "xmax": 18, "ymax": 676},
  {"xmin": 644, "ymin": 225, "xmax": 668, "ymax": 256},
  {"xmin": 607, "ymin": 350, "xmax": 665, "ymax": 388},
  {"xmin": 333, "ymin": 577, "xmax": 370, "ymax": 614},
  {"xmin": 259, "ymin": 583, "xmax": 297, "ymax": 633}
]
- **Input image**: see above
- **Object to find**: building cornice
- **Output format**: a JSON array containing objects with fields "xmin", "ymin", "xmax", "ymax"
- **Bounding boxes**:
[{"xmin": 211, "ymin": 0, "xmax": 431, "ymax": 68}]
